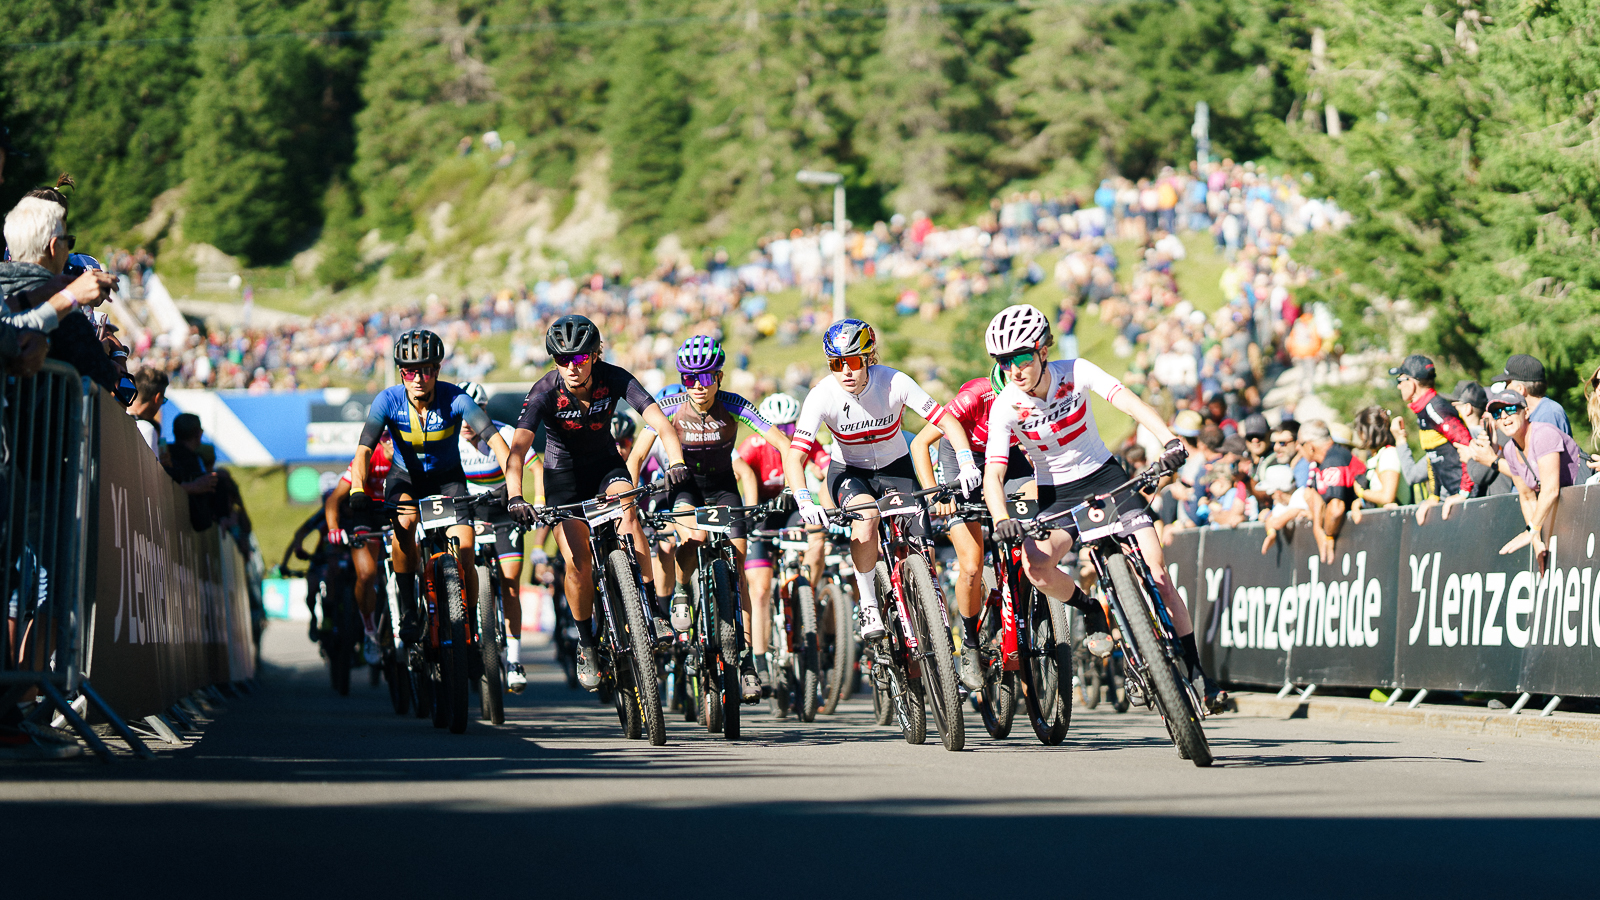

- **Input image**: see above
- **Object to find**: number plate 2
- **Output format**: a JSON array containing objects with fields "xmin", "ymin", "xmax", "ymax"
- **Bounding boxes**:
[
  {"xmin": 876, "ymin": 493, "xmax": 920, "ymax": 517},
  {"xmin": 583, "ymin": 496, "xmax": 626, "ymax": 527},
  {"xmin": 694, "ymin": 506, "xmax": 733, "ymax": 534},
  {"xmin": 418, "ymin": 496, "xmax": 457, "ymax": 530},
  {"xmin": 1072, "ymin": 496, "xmax": 1121, "ymax": 542}
]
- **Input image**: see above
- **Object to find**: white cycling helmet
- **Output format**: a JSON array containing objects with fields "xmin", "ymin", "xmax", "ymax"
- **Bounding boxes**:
[
  {"xmin": 459, "ymin": 381, "xmax": 489, "ymax": 407},
  {"xmin": 758, "ymin": 392, "xmax": 801, "ymax": 426},
  {"xmin": 985, "ymin": 304, "xmax": 1051, "ymax": 357}
]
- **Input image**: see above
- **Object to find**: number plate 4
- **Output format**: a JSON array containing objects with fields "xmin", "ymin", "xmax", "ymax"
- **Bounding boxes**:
[{"xmin": 876, "ymin": 493, "xmax": 919, "ymax": 517}]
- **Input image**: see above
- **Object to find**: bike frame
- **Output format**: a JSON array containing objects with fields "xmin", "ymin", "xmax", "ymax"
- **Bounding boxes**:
[{"xmin": 544, "ymin": 484, "xmax": 661, "ymax": 684}]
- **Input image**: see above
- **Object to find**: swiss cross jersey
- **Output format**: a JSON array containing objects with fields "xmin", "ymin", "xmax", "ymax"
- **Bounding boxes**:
[
  {"xmin": 1408, "ymin": 388, "xmax": 1474, "ymax": 496},
  {"xmin": 1312, "ymin": 444, "xmax": 1366, "ymax": 503},
  {"xmin": 460, "ymin": 422, "xmax": 515, "ymax": 494},
  {"xmin": 791, "ymin": 366, "xmax": 945, "ymax": 469},
  {"xmin": 359, "ymin": 382, "xmax": 492, "ymax": 476},
  {"xmin": 517, "ymin": 362, "xmax": 655, "ymax": 471},
  {"xmin": 945, "ymin": 376, "xmax": 1016, "ymax": 450},
  {"xmin": 738, "ymin": 434, "xmax": 830, "ymax": 500},
  {"xmin": 985, "ymin": 358, "xmax": 1124, "ymax": 486},
  {"xmin": 341, "ymin": 439, "xmax": 394, "ymax": 496},
  {"xmin": 646, "ymin": 391, "xmax": 770, "ymax": 476}
]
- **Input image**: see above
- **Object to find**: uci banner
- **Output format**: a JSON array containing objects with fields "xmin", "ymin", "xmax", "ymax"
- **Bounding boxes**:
[{"xmin": 85, "ymin": 394, "xmax": 256, "ymax": 721}]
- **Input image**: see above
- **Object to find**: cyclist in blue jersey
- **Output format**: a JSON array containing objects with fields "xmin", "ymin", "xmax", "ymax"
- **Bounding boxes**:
[
  {"xmin": 348, "ymin": 330, "xmax": 511, "ymax": 641},
  {"xmin": 504, "ymin": 315, "xmax": 691, "ymax": 690}
]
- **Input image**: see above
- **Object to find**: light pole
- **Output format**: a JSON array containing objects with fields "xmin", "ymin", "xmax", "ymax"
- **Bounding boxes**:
[{"xmin": 797, "ymin": 169, "xmax": 847, "ymax": 321}]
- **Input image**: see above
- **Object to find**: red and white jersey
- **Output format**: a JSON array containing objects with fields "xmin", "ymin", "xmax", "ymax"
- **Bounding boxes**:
[
  {"xmin": 341, "ymin": 439, "xmax": 394, "ymax": 497},
  {"xmin": 985, "ymin": 359, "xmax": 1124, "ymax": 486},
  {"xmin": 738, "ymin": 434, "xmax": 830, "ymax": 500},
  {"xmin": 791, "ymin": 365, "xmax": 944, "ymax": 470}
]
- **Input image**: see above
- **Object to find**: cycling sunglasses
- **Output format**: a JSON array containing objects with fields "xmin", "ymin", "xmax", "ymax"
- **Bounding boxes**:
[
  {"xmin": 554, "ymin": 352, "xmax": 594, "ymax": 368},
  {"xmin": 828, "ymin": 355, "xmax": 869, "ymax": 372},
  {"xmin": 680, "ymin": 372, "xmax": 718, "ymax": 389},
  {"xmin": 399, "ymin": 366, "xmax": 437, "ymax": 382},
  {"xmin": 994, "ymin": 349, "xmax": 1038, "ymax": 369}
]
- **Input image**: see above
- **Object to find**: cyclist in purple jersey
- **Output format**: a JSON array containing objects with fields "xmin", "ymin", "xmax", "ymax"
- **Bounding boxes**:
[{"xmin": 505, "ymin": 315, "xmax": 691, "ymax": 691}]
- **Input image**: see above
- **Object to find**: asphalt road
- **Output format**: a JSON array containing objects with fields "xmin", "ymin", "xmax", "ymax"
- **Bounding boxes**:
[{"xmin": 8, "ymin": 624, "xmax": 1600, "ymax": 898}]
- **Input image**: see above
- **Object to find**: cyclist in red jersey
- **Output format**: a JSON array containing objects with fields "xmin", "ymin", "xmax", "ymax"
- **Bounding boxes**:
[
  {"xmin": 324, "ymin": 435, "xmax": 396, "ymax": 662},
  {"xmin": 910, "ymin": 365, "xmax": 1036, "ymax": 690}
]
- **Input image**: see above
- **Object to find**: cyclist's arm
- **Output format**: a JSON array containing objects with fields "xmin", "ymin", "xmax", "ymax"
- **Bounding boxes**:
[
  {"xmin": 627, "ymin": 427, "xmax": 659, "ymax": 483},
  {"xmin": 983, "ymin": 398, "xmax": 1018, "ymax": 521},
  {"xmin": 528, "ymin": 452, "xmax": 545, "ymax": 507},
  {"xmin": 733, "ymin": 455, "xmax": 759, "ymax": 506},
  {"xmin": 507, "ymin": 427, "xmax": 537, "ymax": 501},
  {"xmin": 485, "ymin": 430, "xmax": 513, "ymax": 481},
  {"xmin": 639, "ymin": 402, "xmax": 686, "ymax": 467},
  {"xmin": 325, "ymin": 479, "xmax": 350, "ymax": 533},
  {"xmin": 910, "ymin": 421, "xmax": 942, "ymax": 489},
  {"xmin": 785, "ymin": 388, "xmax": 827, "ymax": 500},
  {"xmin": 1102, "ymin": 367, "xmax": 1179, "ymax": 446}
]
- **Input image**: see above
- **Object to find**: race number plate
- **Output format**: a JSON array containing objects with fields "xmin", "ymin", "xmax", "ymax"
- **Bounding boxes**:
[
  {"xmin": 418, "ymin": 496, "xmax": 457, "ymax": 530},
  {"xmin": 694, "ymin": 506, "xmax": 734, "ymax": 534},
  {"xmin": 583, "ymin": 496, "xmax": 626, "ymax": 527},
  {"xmin": 1007, "ymin": 498, "xmax": 1040, "ymax": 521},
  {"xmin": 1072, "ymin": 495, "xmax": 1122, "ymax": 543},
  {"xmin": 876, "ymin": 492, "xmax": 920, "ymax": 517},
  {"xmin": 473, "ymin": 520, "xmax": 496, "ymax": 546}
]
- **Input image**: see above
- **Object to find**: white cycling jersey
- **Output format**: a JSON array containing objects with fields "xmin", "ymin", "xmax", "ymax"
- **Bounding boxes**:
[
  {"xmin": 985, "ymin": 358, "xmax": 1125, "ymax": 486},
  {"xmin": 460, "ymin": 422, "xmax": 516, "ymax": 495},
  {"xmin": 791, "ymin": 365, "xmax": 944, "ymax": 470}
]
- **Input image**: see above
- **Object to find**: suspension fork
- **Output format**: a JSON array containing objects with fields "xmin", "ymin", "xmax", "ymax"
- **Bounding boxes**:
[{"xmin": 1089, "ymin": 540, "xmax": 1150, "ymax": 672}]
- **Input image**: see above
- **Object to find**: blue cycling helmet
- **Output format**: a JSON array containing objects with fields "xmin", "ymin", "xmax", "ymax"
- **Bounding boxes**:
[
  {"xmin": 822, "ymin": 318, "xmax": 876, "ymax": 358},
  {"xmin": 656, "ymin": 384, "xmax": 686, "ymax": 402},
  {"xmin": 676, "ymin": 335, "xmax": 726, "ymax": 374}
]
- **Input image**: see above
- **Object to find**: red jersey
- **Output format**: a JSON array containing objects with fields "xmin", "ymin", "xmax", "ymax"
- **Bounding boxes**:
[
  {"xmin": 945, "ymin": 377, "xmax": 1016, "ymax": 450},
  {"xmin": 737, "ymin": 434, "xmax": 829, "ymax": 500},
  {"xmin": 341, "ymin": 439, "xmax": 393, "ymax": 496}
]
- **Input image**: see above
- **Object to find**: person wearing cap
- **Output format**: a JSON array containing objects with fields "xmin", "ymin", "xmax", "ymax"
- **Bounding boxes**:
[
  {"xmin": 1440, "ymin": 378, "xmax": 1514, "ymax": 501},
  {"xmin": 1496, "ymin": 353, "xmax": 1570, "ymax": 436},
  {"xmin": 1299, "ymin": 419, "xmax": 1365, "ymax": 564},
  {"xmin": 1464, "ymin": 390, "xmax": 1584, "ymax": 559},
  {"xmin": 1239, "ymin": 412, "xmax": 1271, "ymax": 464},
  {"xmin": 1390, "ymin": 353, "xmax": 1473, "ymax": 522},
  {"xmin": 1269, "ymin": 418, "xmax": 1311, "ymax": 489}
]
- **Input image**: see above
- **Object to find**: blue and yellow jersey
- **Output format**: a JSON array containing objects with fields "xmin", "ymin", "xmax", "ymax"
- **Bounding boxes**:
[{"xmin": 360, "ymin": 382, "xmax": 493, "ymax": 476}]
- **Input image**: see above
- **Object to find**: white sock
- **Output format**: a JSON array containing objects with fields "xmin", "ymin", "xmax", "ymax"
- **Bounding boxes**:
[
  {"xmin": 362, "ymin": 611, "xmax": 379, "ymax": 636},
  {"xmin": 506, "ymin": 636, "xmax": 521, "ymax": 665},
  {"xmin": 854, "ymin": 570, "xmax": 879, "ymax": 612}
]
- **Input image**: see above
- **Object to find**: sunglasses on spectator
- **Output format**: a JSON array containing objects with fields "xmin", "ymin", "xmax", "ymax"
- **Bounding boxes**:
[
  {"xmin": 554, "ymin": 352, "xmax": 594, "ymax": 368},
  {"xmin": 1273, "ymin": 439, "xmax": 1295, "ymax": 447},
  {"xmin": 994, "ymin": 349, "xmax": 1038, "ymax": 369},
  {"xmin": 680, "ymin": 372, "xmax": 718, "ymax": 389},
  {"xmin": 399, "ymin": 366, "xmax": 436, "ymax": 382},
  {"xmin": 1491, "ymin": 406, "xmax": 1523, "ymax": 420},
  {"xmin": 828, "ymin": 355, "xmax": 869, "ymax": 372}
]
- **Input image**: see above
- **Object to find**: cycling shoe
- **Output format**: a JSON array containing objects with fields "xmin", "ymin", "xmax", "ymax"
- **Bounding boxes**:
[
  {"xmin": 1200, "ymin": 674, "xmax": 1229, "ymax": 715},
  {"xmin": 958, "ymin": 648, "xmax": 984, "ymax": 691},
  {"xmin": 670, "ymin": 598, "xmax": 693, "ymax": 633},
  {"xmin": 507, "ymin": 662, "xmax": 527, "ymax": 694},
  {"xmin": 575, "ymin": 644, "xmax": 601, "ymax": 691},
  {"xmin": 740, "ymin": 672, "xmax": 762, "ymax": 703},
  {"xmin": 362, "ymin": 634, "xmax": 382, "ymax": 666},
  {"xmin": 859, "ymin": 602, "xmax": 887, "ymax": 640}
]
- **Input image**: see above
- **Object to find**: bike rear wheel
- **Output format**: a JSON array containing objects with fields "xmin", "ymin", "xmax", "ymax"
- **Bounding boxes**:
[
  {"xmin": 477, "ymin": 564, "xmax": 505, "ymax": 725},
  {"xmin": 820, "ymin": 581, "xmax": 854, "ymax": 715},
  {"xmin": 973, "ymin": 598, "xmax": 1016, "ymax": 740},
  {"xmin": 795, "ymin": 582, "xmax": 821, "ymax": 722},
  {"xmin": 720, "ymin": 656, "xmax": 741, "ymax": 740},
  {"xmin": 327, "ymin": 581, "xmax": 355, "ymax": 696},
  {"xmin": 609, "ymin": 550, "xmax": 667, "ymax": 746},
  {"xmin": 902, "ymin": 555, "xmax": 963, "ymax": 751},
  {"xmin": 438, "ymin": 556, "xmax": 471, "ymax": 734},
  {"xmin": 1103, "ymin": 551, "xmax": 1212, "ymax": 767},
  {"xmin": 1016, "ymin": 589, "xmax": 1071, "ymax": 746}
]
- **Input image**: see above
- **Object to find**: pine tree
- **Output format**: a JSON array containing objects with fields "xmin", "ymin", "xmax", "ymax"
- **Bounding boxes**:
[{"xmin": 603, "ymin": 23, "xmax": 689, "ymax": 233}]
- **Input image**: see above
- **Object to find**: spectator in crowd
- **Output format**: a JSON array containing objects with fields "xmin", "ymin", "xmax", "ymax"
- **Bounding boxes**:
[
  {"xmin": 127, "ymin": 368, "xmax": 168, "ymax": 457},
  {"xmin": 1390, "ymin": 354, "xmax": 1472, "ymax": 524},
  {"xmin": 1495, "ymin": 353, "xmax": 1570, "ymax": 436},
  {"xmin": 1239, "ymin": 413, "xmax": 1271, "ymax": 465},
  {"xmin": 1442, "ymin": 379, "xmax": 1509, "ymax": 501},
  {"xmin": 1585, "ymin": 364, "xmax": 1600, "ymax": 482},
  {"xmin": 1270, "ymin": 419, "xmax": 1309, "ymax": 488},
  {"xmin": 166, "ymin": 413, "xmax": 219, "ymax": 530},
  {"xmin": 1465, "ymin": 390, "xmax": 1584, "ymax": 561},
  {"xmin": 1349, "ymin": 406, "xmax": 1405, "ymax": 521},
  {"xmin": 1258, "ymin": 463, "xmax": 1311, "ymax": 553},
  {"xmin": 1300, "ymin": 419, "xmax": 1363, "ymax": 563}
]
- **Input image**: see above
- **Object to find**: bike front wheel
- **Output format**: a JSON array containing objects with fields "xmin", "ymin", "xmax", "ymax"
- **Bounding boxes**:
[
  {"xmin": 438, "ymin": 556, "xmax": 471, "ymax": 734},
  {"xmin": 795, "ymin": 582, "xmax": 821, "ymax": 723},
  {"xmin": 477, "ymin": 563, "xmax": 505, "ymax": 725},
  {"xmin": 1103, "ymin": 551, "xmax": 1212, "ymax": 767},
  {"xmin": 608, "ymin": 550, "xmax": 667, "ymax": 746},
  {"xmin": 819, "ymin": 581, "xmax": 855, "ymax": 715},
  {"xmin": 902, "ymin": 555, "xmax": 963, "ymax": 751}
]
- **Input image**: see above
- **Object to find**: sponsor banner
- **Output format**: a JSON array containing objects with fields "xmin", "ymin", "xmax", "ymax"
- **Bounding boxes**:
[
  {"xmin": 307, "ymin": 393, "xmax": 377, "ymax": 457},
  {"xmin": 1527, "ymin": 484, "xmax": 1600, "ymax": 694},
  {"xmin": 1194, "ymin": 523, "xmax": 1290, "ymax": 687},
  {"xmin": 1284, "ymin": 508, "xmax": 1402, "ymax": 688},
  {"xmin": 87, "ymin": 395, "xmax": 256, "ymax": 720},
  {"xmin": 1162, "ymin": 529, "xmax": 1207, "ymax": 669}
]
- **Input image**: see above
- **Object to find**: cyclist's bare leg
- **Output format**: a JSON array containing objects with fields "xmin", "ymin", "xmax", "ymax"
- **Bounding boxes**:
[
  {"xmin": 746, "ymin": 562, "xmax": 772, "ymax": 655},
  {"xmin": 351, "ymin": 541, "xmax": 381, "ymax": 621},
  {"xmin": 613, "ymin": 481, "xmax": 655, "ymax": 595},
  {"xmin": 949, "ymin": 520, "xmax": 985, "ymax": 618},
  {"xmin": 804, "ymin": 529, "xmax": 825, "ymax": 588},
  {"xmin": 1020, "ymin": 529, "xmax": 1082, "ymax": 601},
  {"xmin": 843, "ymin": 494, "xmax": 881, "ymax": 582},
  {"xmin": 556, "ymin": 519, "xmax": 596, "ymax": 621},
  {"xmin": 671, "ymin": 503, "xmax": 706, "ymax": 586},
  {"xmin": 500, "ymin": 556, "xmax": 523, "ymax": 644}
]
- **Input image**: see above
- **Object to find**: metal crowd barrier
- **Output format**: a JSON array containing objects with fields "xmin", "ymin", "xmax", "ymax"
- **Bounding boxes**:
[{"xmin": 2, "ymin": 361, "xmax": 149, "ymax": 760}]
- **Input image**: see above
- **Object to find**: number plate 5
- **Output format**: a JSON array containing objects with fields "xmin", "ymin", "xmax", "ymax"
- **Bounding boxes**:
[{"xmin": 418, "ymin": 496, "xmax": 456, "ymax": 530}]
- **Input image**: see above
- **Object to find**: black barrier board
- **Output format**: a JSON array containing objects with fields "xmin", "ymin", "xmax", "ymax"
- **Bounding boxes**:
[
  {"xmin": 1282, "ymin": 507, "xmax": 1402, "ymax": 688},
  {"xmin": 1518, "ymin": 484, "xmax": 1600, "ymax": 696},
  {"xmin": 1161, "ymin": 529, "xmax": 1209, "ymax": 670},
  {"xmin": 1194, "ymin": 524, "xmax": 1290, "ymax": 687},
  {"xmin": 1394, "ymin": 494, "xmax": 1530, "ymax": 693}
]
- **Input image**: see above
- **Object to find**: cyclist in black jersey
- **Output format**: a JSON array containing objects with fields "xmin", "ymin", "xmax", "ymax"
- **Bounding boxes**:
[
  {"xmin": 504, "ymin": 315, "xmax": 691, "ymax": 690},
  {"xmin": 348, "ymin": 329, "xmax": 511, "ymax": 641}
]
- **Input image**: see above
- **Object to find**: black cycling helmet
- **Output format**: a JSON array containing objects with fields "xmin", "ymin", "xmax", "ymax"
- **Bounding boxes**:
[
  {"xmin": 545, "ymin": 314, "xmax": 602, "ymax": 358},
  {"xmin": 393, "ymin": 329, "xmax": 445, "ymax": 367},
  {"xmin": 610, "ymin": 412, "xmax": 637, "ymax": 442}
]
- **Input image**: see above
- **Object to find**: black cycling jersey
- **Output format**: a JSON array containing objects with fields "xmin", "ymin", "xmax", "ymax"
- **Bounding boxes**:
[{"xmin": 517, "ymin": 362, "xmax": 655, "ymax": 471}]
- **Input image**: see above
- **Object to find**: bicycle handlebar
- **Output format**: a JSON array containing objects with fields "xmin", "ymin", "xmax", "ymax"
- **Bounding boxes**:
[{"xmin": 825, "ymin": 481, "xmax": 955, "ymax": 523}]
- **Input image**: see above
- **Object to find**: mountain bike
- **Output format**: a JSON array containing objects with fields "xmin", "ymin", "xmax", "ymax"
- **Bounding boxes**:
[
  {"xmin": 832, "ymin": 483, "xmax": 964, "ymax": 751},
  {"xmin": 1027, "ymin": 468, "xmax": 1213, "ymax": 766},
  {"xmin": 748, "ymin": 523, "xmax": 824, "ymax": 722},
  {"xmin": 395, "ymin": 496, "xmax": 480, "ymax": 735},
  {"xmin": 536, "ymin": 482, "xmax": 670, "ymax": 745},
  {"xmin": 465, "ymin": 491, "xmax": 516, "ymax": 726},
  {"xmin": 347, "ymin": 522, "xmax": 411, "ymax": 716}
]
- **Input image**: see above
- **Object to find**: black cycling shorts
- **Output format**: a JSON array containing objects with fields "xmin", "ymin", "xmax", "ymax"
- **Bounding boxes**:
[
  {"xmin": 938, "ymin": 438, "xmax": 1034, "ymax": 521},
  {"xmin": 545, "ymin": 457, "xmax": 633, "ymax": 507},
  {"xmin": 387, "ymin": 466, "xmax": 471, "ymax": 520},
  {"xmin": 746, "ymin": 508, "xmax": 806, "ymax": 568},
  {"xmin": 826, "ymin": 454, "xmax": 919, "ymax": 507},
  {"xmin": 1036, "ymin": 459, "xmax": 1153, "ymax": 536},
  {"xmin": 667, "ymin": 474, "xmax": 746, "ymax": 538},
  {"xmin": 472, "ymin": 504, "xmax": 524, "ymax": 563}
]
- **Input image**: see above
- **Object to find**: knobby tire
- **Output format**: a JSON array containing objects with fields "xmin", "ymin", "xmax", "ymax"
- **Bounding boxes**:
[
  {"xmin": 609, "ymin": 550, "xmax": 667, "ymax": 746},
  {"xmin": 477, "ymin": 563, "xmax": 505, "ymax": 725},
  {"xmin": 796, "ymin": 582, "xmax": 821, "ymax": 723},
  {"xmin": 820, "ymin": 581, "xmax": 854, "ymax": 715},
  {"xmin": 1103, "ymin": 551, "xmax": 1212, "ymax": 767},
  {"xmin": 903, "ymin": 555, "xmax": 963, "ymax": 751},
  {"xmin": 439, "ymin": 556, "xmax": 471, "ymax": 734}
]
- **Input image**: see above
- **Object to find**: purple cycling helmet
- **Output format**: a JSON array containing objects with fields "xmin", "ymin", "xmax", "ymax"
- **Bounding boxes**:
[{"xmin": 676, "ymin": 335, "xmax": 726, "ymax": 374}]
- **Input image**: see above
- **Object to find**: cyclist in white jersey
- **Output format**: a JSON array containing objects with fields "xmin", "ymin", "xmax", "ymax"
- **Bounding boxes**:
[
  {"xmin": 458, "ymin": 382, "xmax": 529, "ymax": 693},
  {"xmin": 785, "ymin": 318, "xmax": 982, "ymax": 639},
  {"xmin": 979, "ymin": 305, "xmax": 1225, "ymax": 711}
]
